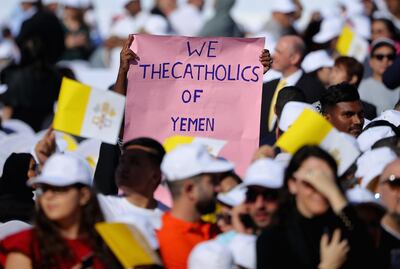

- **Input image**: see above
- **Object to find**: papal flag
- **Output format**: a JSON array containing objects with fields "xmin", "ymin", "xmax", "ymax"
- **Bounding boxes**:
[
  {"xmin": 163, "ymin": 135, "xmax": 227, "ymax": 156},
  {"xmin": 336, "ymin": 25, "xmax": 369, "ymax": 63},
  {"xmin": 54, "ymin": 78, "xmax": 125, "ymax": 144},
  {"xmin": 95, "ymin": 222, "xmax": 162, "ymax": 268},
  {"xmin": 276, "ymin": 109, "xmax": 360, "ymax": 175}
]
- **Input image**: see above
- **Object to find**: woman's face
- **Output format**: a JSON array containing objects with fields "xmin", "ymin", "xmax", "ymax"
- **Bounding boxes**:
[
  {"xmin": 38, "ymin": 185, "xmax": 90, "ymax": 223},
  {"xmin": 371, "ymin": 21, "xmax": 392, "ymax": 41},
  {"xmin": 289, "ymin": 157, "xmax": 333, "ymax": 217}
]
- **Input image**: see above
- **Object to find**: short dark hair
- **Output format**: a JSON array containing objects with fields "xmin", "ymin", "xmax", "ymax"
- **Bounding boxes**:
[
  {"xmin": 335, "ymin": 56, "xmax": 364, "ymax": 88},
  {"xmin": 167, "ymin": 175, "xmax": 202, "ymax": 199},
  {"xmin": 320, "ymin": 83, "xmax": 361, "ymax": 114},
  {"xmin": 123, "ymin": 137, "xmax": 165, "ymax": 165},
  {"xmin": 276, "ymin": 86, "xmax": 307, "ymax": 118}
]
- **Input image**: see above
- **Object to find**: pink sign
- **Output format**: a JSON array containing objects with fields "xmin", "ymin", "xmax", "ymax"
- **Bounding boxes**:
[{"xmin": 125, "ymin": 34, "xmax": 264, "ymax": 176}]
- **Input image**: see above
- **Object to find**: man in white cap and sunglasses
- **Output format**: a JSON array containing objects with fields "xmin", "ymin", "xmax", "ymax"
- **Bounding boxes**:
[{"xmin": 157, "ymin": 143, "xmax": 234, "ymax": 269}]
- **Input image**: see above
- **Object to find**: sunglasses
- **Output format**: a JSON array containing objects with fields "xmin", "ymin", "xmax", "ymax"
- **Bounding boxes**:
[
  {"xmin": 380, "ymin": 174, "xmax": 400, "ymax": 187},
  {"xmin": 372, "ymin": 53, "xmax": 396, "ymax": 61},
  {"xmin": 216, "ymin": 212, "xmax": 232, "ymax": 224},
  {"xmin": 246, "ymin": 189, "xmax": 279, "ymax": 203}
]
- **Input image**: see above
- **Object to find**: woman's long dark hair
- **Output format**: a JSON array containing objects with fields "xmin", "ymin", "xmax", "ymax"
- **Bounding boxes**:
[
  {"xmin": 271, "ymin": 145, "xmax": 339, "ymax": 226},
  {"xmin": 32, "ymin": 185, "xmax": 121, "ymax": 269}
]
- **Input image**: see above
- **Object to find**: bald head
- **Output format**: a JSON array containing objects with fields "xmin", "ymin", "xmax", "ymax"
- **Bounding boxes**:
[{"xmin": 272, "ymin": 35, "xmax": 305, "ymax": 76}]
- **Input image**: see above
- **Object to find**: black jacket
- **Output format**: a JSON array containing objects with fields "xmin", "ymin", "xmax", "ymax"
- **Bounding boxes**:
[
  {"xmin": 259, "ymin": 73, "xmax": 325, "ymax": 145},
  {"xmin": 256, "ymin": 206, "xmax": 377, "ymax": 269}
]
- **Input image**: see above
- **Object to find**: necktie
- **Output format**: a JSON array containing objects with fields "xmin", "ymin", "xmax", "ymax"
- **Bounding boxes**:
[{"xmin": 268, "ymin": 79, "xmax": 286, "ymax": 131}]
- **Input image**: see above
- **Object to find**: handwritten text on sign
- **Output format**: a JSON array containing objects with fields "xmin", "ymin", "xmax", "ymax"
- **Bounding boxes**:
[{"xmin": 125, "ymin": 34, "xmax": 264, "ymax": 176}]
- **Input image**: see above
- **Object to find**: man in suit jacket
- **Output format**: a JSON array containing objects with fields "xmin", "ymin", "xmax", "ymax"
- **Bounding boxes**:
[{"xmin": 260, "ymin": 35, "xmax": 325, "ymax": 145}]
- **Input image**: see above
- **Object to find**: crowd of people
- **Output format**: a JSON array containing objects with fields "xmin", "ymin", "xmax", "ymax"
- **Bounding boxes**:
[{"xmin": 0, "ymin": 0, "xmax": 400, "ymax": 268}]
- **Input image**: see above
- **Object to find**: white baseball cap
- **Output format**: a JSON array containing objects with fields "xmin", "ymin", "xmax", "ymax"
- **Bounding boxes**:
[
  {"xmin": 188, "ymin": 240, "xmax": 234, "ymax": 269},
  {"xmin": 28, "ymin": 153, "xmax": 92, "ymax": 186},
  {"xmin": 301, "ymin": 50, "xmax": 334, "ymax": 73},
  {"xmin": 243, "ymin": 158, "xmax": 284, "ymax": 189},
  {"xmin": 313, "ymin": 17, "xmax": 344, "ymax": 44},
  {"xmin": 161, "ymin": 144, "xmax": 234, "ymax": 181},
  {"xmin": 355, "ymin": 147, "xmax": 397, "ymax": 189},
  {"xmin": 271, "ymin": 0, "xmax": 296, "ymax": 14},
  {"xmin": 228, "ymin": 234, "xmax": 256, "ymax": 269},
  {"xmin": 278, "ymin": 101, "xmax": 317, "ymax": 132},
  {"xmin": 217, "ymin": 184, "xmax": 246, "ymax": 207}
]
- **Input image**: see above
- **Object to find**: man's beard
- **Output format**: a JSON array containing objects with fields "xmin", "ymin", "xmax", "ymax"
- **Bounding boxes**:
[{"xmin": 195, "ymin": 197, "xmax": 216, "ymax": 215}]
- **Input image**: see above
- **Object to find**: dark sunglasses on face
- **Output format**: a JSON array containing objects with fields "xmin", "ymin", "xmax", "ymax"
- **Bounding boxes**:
[
  {"xmin": 216, "ymin": 212, "xmax": 232, "ymax": 224},
  {"xmin": 372, "ymin": 53, "xmax": 396, "ymax": 61},
  {"xmin": 380, "ymin": 174, "xmax": 400, "ymax": 188},
  {"xmin": 246, "ymin": 189, "xmax": 279, "ymax": 203}
]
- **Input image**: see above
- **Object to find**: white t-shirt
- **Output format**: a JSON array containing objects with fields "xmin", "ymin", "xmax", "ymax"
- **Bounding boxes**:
[{"xmin": 97, "ymin": 194, "xmax": 168, "ymax": 249}]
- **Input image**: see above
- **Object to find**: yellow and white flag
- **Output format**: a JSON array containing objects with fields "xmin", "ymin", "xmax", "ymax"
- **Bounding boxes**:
[
  {"xmin": 95, "ymin": 222, "xmax": 162, "ymax": 268},
  {"xmin": 276, "ymin": 109, "xmax": 360, "ymax": 175},
  {"xmin": 163, "ymin": 135, "xmax": 227, "ymax": 156},
  {"xmin": 54, "ymin": 78, "xmax": 125, "ymax": 144},
  {"xmin": 336, "ymin": 25, "xmax": 369, "ymax": 63}
]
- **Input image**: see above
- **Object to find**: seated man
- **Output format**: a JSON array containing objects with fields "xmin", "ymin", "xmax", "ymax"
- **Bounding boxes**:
[{"xmin": 321, "ymin": 83, "xmax": 364, "ymax": 137}]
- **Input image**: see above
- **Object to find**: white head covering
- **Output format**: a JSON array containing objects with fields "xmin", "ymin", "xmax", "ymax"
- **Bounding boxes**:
[
  {"xmin": 346, "ymin": 185, "xmax": 381, "ymax": 205},
  {"xmin": 189, "ymin": 240, "xmax": 234, "ymax": 269},
  {"xmin": 217, "ymin": 184, "xmax": 246, "ymax": 207},
  {"xmin": 229, "ymin": 234, "xmax": 256, "ymax": 269},
  {"xmin": 270, "ymin": 0, "xmax": 297, "ymax": 14},
  {"xmin": 243, "ymin": 158, "xmax": 284, "ymax": 189},
  {"xmin": 301, "ymin": 50, "xmax": 334, "ymax": 73},
  {"xmin": 313, "ymin": 17, "xmax": 344, "ymax": 44},
  {"xmin": 355, "ymin": 147, "xmax": 398, "ymax": 189}
]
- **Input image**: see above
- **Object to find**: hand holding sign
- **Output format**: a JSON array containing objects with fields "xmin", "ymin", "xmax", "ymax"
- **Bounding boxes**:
[{"xmin": 125, "ymin": 35, "xmax": 265, "ymax": 175}]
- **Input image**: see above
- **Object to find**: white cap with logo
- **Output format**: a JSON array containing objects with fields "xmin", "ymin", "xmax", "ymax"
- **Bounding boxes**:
[
  {"xmin": 28, "ymin": 153, "xmax": 92, "ymax": 186},
  {"xmin": 161, "ymin": 144, "xmax": 234, "ymax": 181}
]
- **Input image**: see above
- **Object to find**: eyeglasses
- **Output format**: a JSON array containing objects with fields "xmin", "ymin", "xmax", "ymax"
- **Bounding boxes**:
[
  {"xmin": 380, "ymin": 174, "xmax": 400, "ymax": 188},
  {"xmin": 246, "ymin": 189, "xmax": 279, "ymax": 203},
  {"xmin": 372, "ymin": 53, "xmax": 396, "ymax": 61}
]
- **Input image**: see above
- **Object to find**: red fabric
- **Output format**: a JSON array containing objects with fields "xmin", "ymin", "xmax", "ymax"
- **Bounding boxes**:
[
  {"xmin": 156, "ymin": 212, "xmax": 219, "ymax": 269},
  {"xmin": 0, "ymin": 229, "xmax": 106, "ymax": 269}
]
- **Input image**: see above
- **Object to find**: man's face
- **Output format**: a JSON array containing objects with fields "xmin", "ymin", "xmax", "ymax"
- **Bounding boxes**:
[
  {"xmin": 116, "ymin": 149, "xmax": 160, "ymax": 191},
  {"xmin": 125, "ymin": 0, "xmax": 141, "ymax": 16},
  {"xmin": 245, "ymin": 186, "xmax": 279, "ymax": 230},
  {"xmin": 370, "ymin": 45, "xmax": 396, "ymax": 77},
  {"xmin": 377, "ymin": 160, "xmax": 400, "ymax": 217},
  {"xmin": 329, "ymin": 64, "xmax": 348, "ymax": 85},
  {"xmin": 195, "ymin": 174, "xmax": 219, "ymax": 215},
  {"xmin": 272, "ymin": 39, "xmax": 293, "ymax": 73},
  {"xmin": 326, "ymin": 101, "xmax": 364, "ymax": 136}
]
